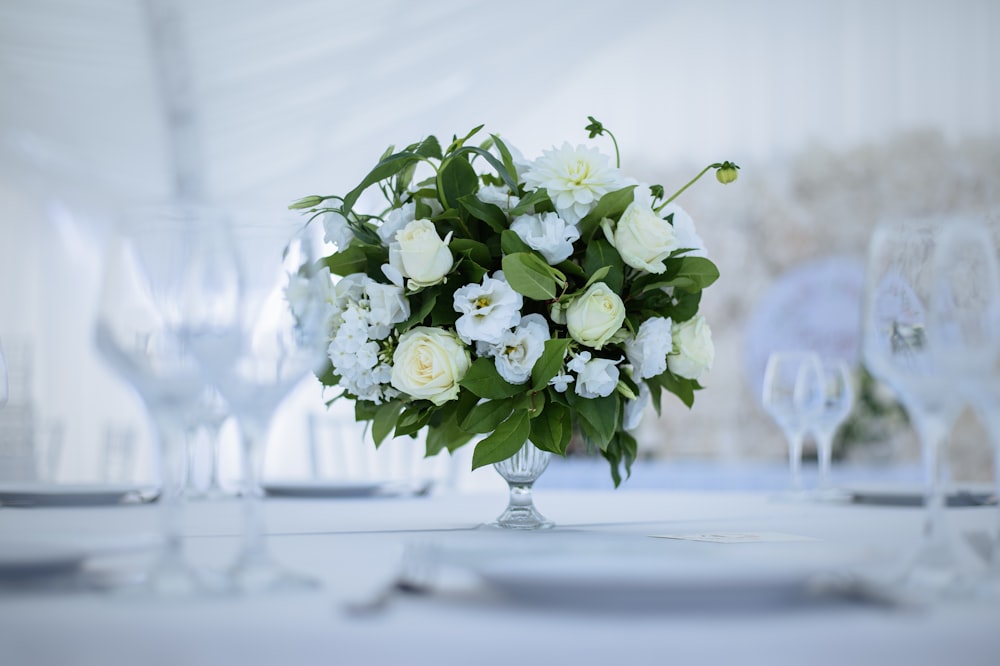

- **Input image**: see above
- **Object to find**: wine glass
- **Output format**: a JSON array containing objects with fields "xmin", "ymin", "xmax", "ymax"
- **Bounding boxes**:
[
  {"xmin": 183, "ymin": 387, "xmax": 231, "ymax": 500},
  {"xmin": 186, "ymin": 215, "xmax": 330, "ymax": 592},
  {"xmin": 861, "ymin": 217, "xmax": 989, "ymax": 595},
  {"xmin": 808, "ymin": 358, "xmax": 854, "ymax": 499},
  {"xmin": 762, "ymin": 351, "xmax": 823, "ymax": 498},
  {"xmin": 94, "ymin": 204, "xmax": 236, "ymax": 596},
  {"xmin": 939, "ymin": 218, "xmax": 1000, "ymax": 595}
]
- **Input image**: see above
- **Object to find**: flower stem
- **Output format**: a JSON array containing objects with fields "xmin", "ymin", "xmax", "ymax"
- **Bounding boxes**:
[{"xmin": 656, "ymin": 163, "xmax": 722, "ymax": 212}]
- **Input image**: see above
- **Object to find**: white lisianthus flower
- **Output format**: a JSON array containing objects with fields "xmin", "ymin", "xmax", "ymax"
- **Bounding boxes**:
[
  {"xmin": 364, "ymin": 280, "xmax": 410, "ymax": 340},
  {"xmin": 522, "ymin": 143, "xmax": 625, "ymax": 224},
  {"xmin": 332, "ymin": 273, "xmax": 367, "ymax": 310},
  {"xmin": 510, "ymin": 212, "xmax": 580, "ymax": 265},
  {"xmin": 389, "ymin": 219, "xmax": 453, "ymax": 290},
  {"xmin": 390, "ymin": 327, "xmax": 471, "ymax": 405},
  {"xmin": 452, "ymin": 273, "xmax": 523, "ymax": 345},
  {"xmin": 622, "ymin": 381, "xmax": 651, "ymax": 432},
  {"xmin": 601, "ymin": 187, "xmax": 677, "ymax": 274},
  {"xmin": 492, "ymin": 314, "xmax": 550, "ymax": 384},
  {"xmin": 378, "ymin": 202, "xmax": 416, "ymax": 245},
  {"xmin": 625, "ymin": 316, "xmax": 673, "ymax": 379},
  {"xmin": 477, "ymin": 184, "xmax": 521, "ymax": 212},
  {"xmin": 567, "ymin": 351, "xmax": 620, "ymax": 399},
  {"xmin": 668, "ymin": 315, "xmax": 715, "ymax": 380},
  {"xmin": 662, "ymin": 203, "xmax": 707, "ymax": 258},
  {"xmin": 322, "ymin": 211, "xmax": 356, "ymax": 250},
  {"xmin": 565, "ymin": 282, "xmax": 626, "ymax": 350}
]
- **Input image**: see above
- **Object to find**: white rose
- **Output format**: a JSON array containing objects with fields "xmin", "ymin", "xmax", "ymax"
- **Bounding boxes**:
[
  {"xmin": 625, "ymin": 316, "xmax": 673, "ymax": 379},
  {"xmin": 565, "ymin": 282, "xmax": 626, "ymax": 350},
  {"xmin": 364, "ymin": 280, "xmax": 410, "ymax": 340},
  {"xmin": 389, "ymin": 219, "xmax": 453, "ymax": 289},
  {"xmin": 492, "ymin": 314, "xmax": 550, "ymax": 384},
  {"xmin": 601, "ymin": 189, "xmax": 677, "ymax": 274},
  {"xmin": 662, "ymin": 203, "xmax": 707, "ymax": 258},
  {"xmin": 390, "ymin": 327, "xmax": 470, "ymax": 405},
  {"xmin": 668, "ymin": 315, "xmax": 714, "ymax": 380},
  {"xmin": 510, "ymin": 212, "xmax": 580, "ymax": 265}
]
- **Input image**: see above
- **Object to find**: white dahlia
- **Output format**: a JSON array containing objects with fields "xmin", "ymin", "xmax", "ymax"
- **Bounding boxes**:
[{"xmin": 522, "ymin": 143, "xmax": 625, "ymax": 224}]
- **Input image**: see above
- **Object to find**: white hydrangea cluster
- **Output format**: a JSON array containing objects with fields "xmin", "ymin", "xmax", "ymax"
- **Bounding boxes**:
[{"xmin": 326, "ymin": 273, "xmax": 411, "ymax": 404}]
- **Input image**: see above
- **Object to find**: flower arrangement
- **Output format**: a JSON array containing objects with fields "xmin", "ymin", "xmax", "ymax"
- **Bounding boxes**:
[{"xmin": 290, "ymin": 117, "xmax": 737, "ymax": 484}]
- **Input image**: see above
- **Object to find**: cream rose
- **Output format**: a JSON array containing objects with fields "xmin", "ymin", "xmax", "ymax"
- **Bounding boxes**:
[
  {"xmin": 668, "ymin": 315, "xmax": 714, "ymax": 380},
  {"xmin": 601, "ymin": 198, "xmax": 677, "ymax": 274},
  {"xmin": 390, "ymin": 219, "xmax": 453, "ymax": 289},
  {"xmin": 390, "ymin": 326, "xmax": 470, "ymax": 405},
  {"xmin": 565, "ymin": 282, "xmax": 626, "ymax": 350}
]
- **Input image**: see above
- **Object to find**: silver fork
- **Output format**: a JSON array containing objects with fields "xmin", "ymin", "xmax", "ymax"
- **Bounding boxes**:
[{"xmin": 342, "ymin": 541, "xmax": 438, "ymax": 616}]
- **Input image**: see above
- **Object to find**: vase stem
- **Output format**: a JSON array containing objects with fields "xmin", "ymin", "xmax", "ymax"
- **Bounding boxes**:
[{"xmin": 491, "ymin": 441, "xmax": 553, "ymax": 530}]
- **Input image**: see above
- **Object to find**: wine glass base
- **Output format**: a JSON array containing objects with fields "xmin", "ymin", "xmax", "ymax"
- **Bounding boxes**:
[{"xmin": 113, "ymin": 559, "xmax": 229, "ymax": 600}]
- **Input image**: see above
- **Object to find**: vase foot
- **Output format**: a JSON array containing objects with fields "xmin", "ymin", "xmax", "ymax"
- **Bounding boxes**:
[{"xmin": 487, "ymin": 506, "xmax": 554, "ymax": 530}]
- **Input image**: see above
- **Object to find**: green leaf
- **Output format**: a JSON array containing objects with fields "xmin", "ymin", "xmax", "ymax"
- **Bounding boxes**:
[
  {"xmin": 343, "ymin": 151, "xmax": 421, "ymax": 212},
  {"xmin": 578, "ymin": 185, "xmax": 637, "ymax": 239},
  {"xmin": 452, "ymin": 146, "xmax": 519, "ymax": 193},
  {"xmin": 458, "ymin": 195, "xmax": 507, "ymax": 234},
  {"xmin": 414, "ymin": 135, "xmax": 443, "ymax": 160},
  {"xmin": 529, "ymin": 401, "xmax": 571, "ymax": 455},
  {"xmin": 673, "ymin": 256, "xmax": 720, "ymax": 291},
  {"xmin": 322, "ymin": 246, "xmax": 368, "ymax": 277},
  {"xmin": 449, "ymin": 238, "xmax": 492, "ymax": 267},
  {"xmin": 502, "ymin": 252, "xmax": 561, "ymax": 300},
  {"xmin": 399, "ymin": 290, "xmax": 438, "ymax": 332},
  {"xmin": 500, "ymin": 229, "xmax": 532, "ymax": 255},
  {"xmin": 438, "ymin": 157, "xmax": 479, "ymax": 211},
  {"xmin": 372, "ymin": 400, "xmax": 403, "ymax": 447},
  {"xmin": 425, "ymin": 412, "xmax": 475, "ymax": 456},
  {"xmin": 355, "ymin": 400, "xmax": 378, "ymax": 422},
  {"xmin": 490, "ymin": 134, "xmax": 519, "ymax": 184},
  {"xmin": 471, "ymin": 410, "xmax": 531, "ymax": 469},
  {"xmin": 446, "ymin": 125, "xmax": 485, "ymax": 153},
  {"xmin": 509, "ymin": 188, "xmax": 551, "ymax": 217},
  {"xmin": 654, "ymin": 370, "xmax": 696, "ymax": 408},
  {"xmin": 554, "ymin": 259, "xmax": 587, "ymax": 280},
  {"xmin": 646, "ymin": 379, "xmax": 663, "ymax": 415},
  {"xmin": 459, "ymin": 398, "xmax": 515, "ymax": 433},
  {"xmin": 582, "ymin": 265, "xmax": 611, "ymax": 290},
  {"xmin": 570, "ymin": 392, "xmax": 620, "ymax": 450},
  {"xmin": 583, "ymin": 240, "xmax": 624, "ymax": 293},
  {"xmin": 531, "ymin": 337, "xmax": 572, "ymax": 391},
  {"xmin": 459, "ymin": 357, "xmax": 525, "ymax": 399},
  {"xmin": 395, "ymin": 404, "xmax": 433, "ymax": 437}
]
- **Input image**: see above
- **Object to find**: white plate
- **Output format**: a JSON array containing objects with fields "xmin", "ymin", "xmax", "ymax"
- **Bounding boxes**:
[
  {"xmin": 261, "ymin": 479, "xmax": 432, "ymax": 499},
  {"xmin": 0, "ymin": 483, "xmax": 159, "ymax": 507},
  {"xmin": 442, "ymin": 534, "xmax": 873, "ymax": 612},
  {"xmin": 848, "ymin": 484, "xmax": 996, "ymax": 507},
  {"xmin": 0, "ymin": 541, "xmax": 87, "ymax": 579}
]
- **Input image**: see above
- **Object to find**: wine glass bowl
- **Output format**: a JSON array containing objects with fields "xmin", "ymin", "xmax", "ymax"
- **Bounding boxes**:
[{"xmin": 808, "ymin": 358, "xmax": 854, "ymax": 498}]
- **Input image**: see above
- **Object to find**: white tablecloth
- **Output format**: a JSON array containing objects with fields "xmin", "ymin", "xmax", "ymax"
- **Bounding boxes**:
[{"xmin": 1, "ymin": 487, "xmax": 998, "ymax": 666}]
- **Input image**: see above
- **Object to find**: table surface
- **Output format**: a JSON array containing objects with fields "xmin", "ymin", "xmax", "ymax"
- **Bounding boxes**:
[{"xmin": 1, "ymin": 483, "xmax": 999, "ymax": 666}]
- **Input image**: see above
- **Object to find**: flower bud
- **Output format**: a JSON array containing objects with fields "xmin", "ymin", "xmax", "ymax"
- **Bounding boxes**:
[
  {"xmin": 288, "ymin": 195, "xmax": 325, "ymax": 210},
  {"xmin": 715, "ymin": 162, "xmax": 739, "ymax": 185}
]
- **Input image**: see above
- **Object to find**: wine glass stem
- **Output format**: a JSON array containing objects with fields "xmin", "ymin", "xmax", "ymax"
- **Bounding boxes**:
[
  {"xmin": 237, "ymin": 417, "xmax": 269, "ymax": 566},
  {"xmin": 151, "ymin": 412, "xmax": 187, "ymax": 564},
  {"xmin": 788, "ymin": 431, "xmax": 804, "ymax": 492},
  {"xmin": 206, "ymin": 424, "xmax": 223, "ymax": 493},
  {"xmin": 816, "ymin": 430, "xmax": 834, "ymax": 490},
  {"xmin": 914, "ymin": 415, "xmax": 951, "ymax": 548}
]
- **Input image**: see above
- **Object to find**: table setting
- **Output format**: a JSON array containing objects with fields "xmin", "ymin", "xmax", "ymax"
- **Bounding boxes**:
[{"xmin": 2, "ymin": 112, "xmax": 1000, "ymax": 666}]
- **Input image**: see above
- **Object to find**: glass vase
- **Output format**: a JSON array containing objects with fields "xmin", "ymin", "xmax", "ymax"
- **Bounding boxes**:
[{"xmin": 491, "ymin": 441, "xmax": 553, "ymax": 530}]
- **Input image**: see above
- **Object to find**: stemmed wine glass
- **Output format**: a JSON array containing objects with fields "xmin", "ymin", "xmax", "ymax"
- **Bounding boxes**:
[
  {"xmin": 934, "ymin": 219, "xmax": 1000, "ymax": 594},
  {"xmin": 183, "ymin": 387, "xmax": 231, "ymax": 500},
  {"xmin": 862, "ymin": 217, "xmax": 996, "ymax": 595},
  {"xmin": 808, "ymin": 358, "xmax": 854, "ymax": 499},
  {"xmin": 94, "ymin": 204, "xmax": 237, "ymax": 596},
  {"xmin": 186, "ymin": 216, "xmax": 330, "ymax": 592},
  {"xmin": 762, "ymin": 351, "xmax": 823, "ymax": 498}
]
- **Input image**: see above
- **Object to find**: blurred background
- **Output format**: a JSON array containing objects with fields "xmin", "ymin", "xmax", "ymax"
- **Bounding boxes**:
[{"xmin": 1, "ymin": 0, "xmax": 998, "ymax": 487}]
